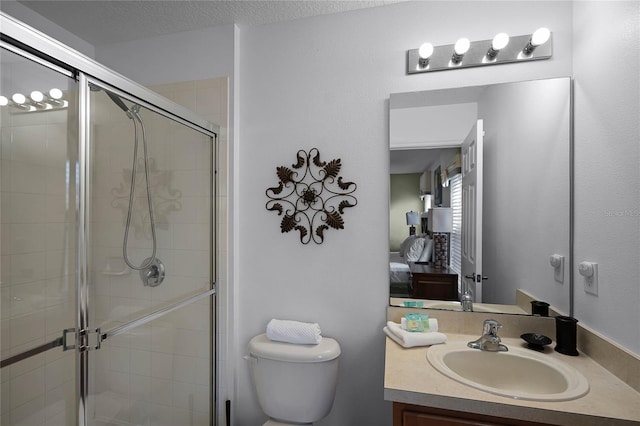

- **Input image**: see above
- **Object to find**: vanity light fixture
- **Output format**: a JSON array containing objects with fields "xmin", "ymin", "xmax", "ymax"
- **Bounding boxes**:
[{"xmin": 407, "ymin": 28, "xmax": 552, "ymax": 74}]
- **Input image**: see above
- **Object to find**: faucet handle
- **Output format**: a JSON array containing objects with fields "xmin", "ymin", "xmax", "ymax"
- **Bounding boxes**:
[{"xmin": 483, "ymin": 319, "xmax": 502, "ymax": 336}]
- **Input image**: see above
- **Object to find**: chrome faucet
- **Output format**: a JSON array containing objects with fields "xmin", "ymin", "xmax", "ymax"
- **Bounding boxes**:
[{"xmin": 468, "ymin": 319, "xmax": 508, "ymax": 352}]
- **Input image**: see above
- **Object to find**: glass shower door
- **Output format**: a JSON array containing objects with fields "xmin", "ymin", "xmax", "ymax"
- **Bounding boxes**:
[
  {"xmin": 84, "ymin": 81, "xmax": 215, "ymax": 426},
  {"xmin": 2, "ymin": 15, "xmax": 218, "ymax": 426},
  {"xmin": 0, "ymin": 45, "xmax": 79, "ymax": 425}
]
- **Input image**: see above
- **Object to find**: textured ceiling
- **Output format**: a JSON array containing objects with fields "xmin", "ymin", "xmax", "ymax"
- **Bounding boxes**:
[{"xmin": 16, "ymin": 0, "xmax": 403, "ymax": 46}]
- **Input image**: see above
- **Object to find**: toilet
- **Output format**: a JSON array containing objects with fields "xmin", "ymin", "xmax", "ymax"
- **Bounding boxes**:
[{"xmin": 248, "ymin": 333, "xmax": 341, "ymax": 425}]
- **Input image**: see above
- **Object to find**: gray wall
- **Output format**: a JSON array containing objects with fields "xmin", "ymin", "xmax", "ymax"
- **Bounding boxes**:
[
  {"xmin": 237, "ymin": 2, "xmax": 573, "ymax": 424},
  {"xmin": 572, "ymin": 1, "xmax": 640, "ymax": 354}
]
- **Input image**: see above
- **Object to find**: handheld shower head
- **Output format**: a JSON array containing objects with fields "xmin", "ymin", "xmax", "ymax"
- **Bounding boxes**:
[{"xmin": 106, "ymin": 91, "xmax": 130, "ymax": 114}]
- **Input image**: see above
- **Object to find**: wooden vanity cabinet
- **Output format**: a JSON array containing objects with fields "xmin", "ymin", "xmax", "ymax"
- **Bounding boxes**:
[{"xmin": 393, "ymin": 403, "xmax": 549, "ymax": 426}]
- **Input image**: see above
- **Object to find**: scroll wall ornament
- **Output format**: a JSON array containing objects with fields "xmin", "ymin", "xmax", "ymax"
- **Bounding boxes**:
[{"xmin": 266, "ymin": 148, "xmax": 358, "ymax": 244}]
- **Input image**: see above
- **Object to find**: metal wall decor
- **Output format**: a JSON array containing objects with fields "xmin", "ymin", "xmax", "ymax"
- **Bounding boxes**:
[{"xmin": 266, "ymin": 148, "xmax": 358, "ymax": 244}]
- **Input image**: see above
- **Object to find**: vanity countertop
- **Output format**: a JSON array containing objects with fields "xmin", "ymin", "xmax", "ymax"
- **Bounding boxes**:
[{"xmin": 384, "ymin": 333, "xmax": 640, "ymax": 425}]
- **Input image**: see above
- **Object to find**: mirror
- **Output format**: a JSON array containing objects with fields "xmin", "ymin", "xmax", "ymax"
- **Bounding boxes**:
[{"xmin": 389, "ymin": 77, "xmax": 571, "ymax": 316}]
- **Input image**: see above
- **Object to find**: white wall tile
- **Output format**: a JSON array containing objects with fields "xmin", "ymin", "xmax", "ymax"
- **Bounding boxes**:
[
  {"xmin": 150, "ymin": 351, "xmax": 173, "ymax": 380},
  {"xmin": 149, "ymin": 378, "xmax": 172, "ymax": 406},
  {"xmin": 9, "ymin": 193, "xmax": 45, "ymax": 224},
  {"xmin": 9, "ymin": 394, "xmax": 45, "ymax": 426},
  {"xmin": 44, "ymin": 354, "xmax": 73, "ymax": 391},
  {"xmin": 11, "ymin": 366, "xmax": 44, "ymax": 409},
  {"xmin": 11, "ymin": 281, "xmax": 46, "ymax": 317},
  {"xmin": 11, "ymin": 253, "xmax": 46, "ymax": 285},
  {"xmin": 10, "ymin": 311, "xmax": 45, "ymax": 348},
  {"xmin": 130, "ymin": 348, "xmax": 151, "ymax": 377},
  {"xmin": 11, "ymin": 162, "xmax": 46, "ymax": 194}
]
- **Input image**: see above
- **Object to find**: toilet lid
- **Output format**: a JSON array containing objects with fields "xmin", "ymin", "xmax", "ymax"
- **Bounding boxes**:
[{"xmin": 249, "ymin": 334, "xmax": 340, "ymax": 363}]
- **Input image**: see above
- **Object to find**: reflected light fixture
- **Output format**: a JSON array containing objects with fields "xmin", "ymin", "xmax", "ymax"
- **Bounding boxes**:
[
  {"xmin": 47, "ymin": 88, "xmax": 65, "ymax": 106},
  {"xmin": 451, "ymin": 38, "xmax": 470, "ymax": 65},
  {"xmin": 29, "ymin": 90, "xmax": 51, "ymax": 110},
  {"xmin": 407, "ymin": 28, "xmax": 552, "ymax": 74},
  {"xmin": 10, "ymin": 93, "xmax": 33, "ymax": 111},
  {"xmin": 0, "ymin": 88, "xmax": 68, "ymax": 113},
  {"xmin": 11, "ymin": 93, "xmax": 26, "ymax": 104},
  {"xmin": 30, "ymin": 90, "xmax": 44, "ymax": 102}
]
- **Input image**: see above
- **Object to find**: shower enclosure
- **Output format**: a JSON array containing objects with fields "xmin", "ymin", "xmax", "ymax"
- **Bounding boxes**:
[{"xmin": 1, "ymin": 13, "xmax": 218, "ymax": 426}]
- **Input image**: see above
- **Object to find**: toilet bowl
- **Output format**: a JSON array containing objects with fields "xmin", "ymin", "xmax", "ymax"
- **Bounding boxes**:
[{"xmin": 248, "ymin": 333, "xmax": 341, "ymax": 425}]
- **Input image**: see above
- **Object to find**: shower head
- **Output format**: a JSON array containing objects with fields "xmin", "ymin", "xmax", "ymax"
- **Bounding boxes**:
[
  {"xmin": 88, "ymin": 84, "xmax": 136, "ymax": 117},
  {"xmin": 106, "ymin": 91, "xmax": 130, "ymax": 114}
]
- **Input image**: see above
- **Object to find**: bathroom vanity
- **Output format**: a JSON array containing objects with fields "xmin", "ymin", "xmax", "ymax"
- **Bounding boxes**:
[{"xmin": 384, "ymin": 309, "xmax": 640, "ymax": 426}]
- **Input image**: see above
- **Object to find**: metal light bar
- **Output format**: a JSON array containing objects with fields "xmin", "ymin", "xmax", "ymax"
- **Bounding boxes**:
[{"xmin": 407, "ymin": 33, "xmax": 552, "ymax": 75}]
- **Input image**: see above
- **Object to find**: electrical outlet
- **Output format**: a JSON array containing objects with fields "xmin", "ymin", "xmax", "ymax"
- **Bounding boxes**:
[
  {"xmin": 549, "ymin": 254, "xmax": 564, "ymax": 283},
  {"xmin": 579, "ymin": 261, "xmax": 598, "ymax": 296}
]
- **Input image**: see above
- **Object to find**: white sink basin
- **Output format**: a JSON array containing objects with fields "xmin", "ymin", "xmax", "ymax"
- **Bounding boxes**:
[{"xmin": 427, "ymin": 341, "xmax": 589, "ymax": 401}]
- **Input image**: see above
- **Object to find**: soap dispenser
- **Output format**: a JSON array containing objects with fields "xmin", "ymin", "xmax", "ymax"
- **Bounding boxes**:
[{"xmin": 554, "ymin": 315, "xmax": 579, "ymax": 356}]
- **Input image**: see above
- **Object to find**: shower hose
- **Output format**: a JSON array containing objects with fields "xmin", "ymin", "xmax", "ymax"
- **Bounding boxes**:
[{"xmin": 122, "ymin": 104, "xmax": 158, "ymax": 272}]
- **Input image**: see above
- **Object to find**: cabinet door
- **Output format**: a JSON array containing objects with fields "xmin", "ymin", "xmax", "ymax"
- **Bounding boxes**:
[
  {"xmin": 394, "ymin": 403, "xmax": 547, "ymax": 426},
  {"xmin": 404, "ymin": 411, "xmax": 497, "ymax": 426},
  {"xmin": 413, "ymin": 276, "xmax": 458, "ymax": 300}
]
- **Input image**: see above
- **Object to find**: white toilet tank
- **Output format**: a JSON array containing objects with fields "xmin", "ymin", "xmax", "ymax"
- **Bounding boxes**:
[{"xmin": 248, "ymin": 334, "xmax": 341, "ymax": 424}]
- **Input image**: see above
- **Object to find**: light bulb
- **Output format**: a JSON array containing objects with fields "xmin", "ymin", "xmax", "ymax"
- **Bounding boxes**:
[
  {"xmin": 12, "ymin": 93, "xmax": 26, "ymax": 104},
  {"xmin": 0, "ymin": 96, "xmax": 8, "ymax": 106},
  {"xmin": 531, "ymin": 27, "xmax": 550, "ymax": 47},
  {"xmin": 454, "ymin": 38, "xmax": 470, "ymax": 55},
  {"xmin": 49, "ymin": 88, "xmax": 63, "ymax": 100},
  {"xmin": 30, "ymin": 90, "xmax": 44, "ymax": 103},
  {"xmin": 418, "ymin": 42, "xmax": 434, "ymax": 60},
  {"xmin": 486, "ymin": 33, "xmax": 510, "ymax": 59},
  {"xmin": 523, "ymin": 27, "xmax": 551, "ymax": 55},
  {"xmin": 492, "ymin": 33, "xmax": 510, "ymax": 51},
  {"xmin": 451, "ymin": 38, "xmax": 470, "ymax": 65}
]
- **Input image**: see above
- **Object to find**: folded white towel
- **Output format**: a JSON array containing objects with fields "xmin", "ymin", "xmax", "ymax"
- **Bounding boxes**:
[
  {"xmin": 266, "ymin": 319, "xmax": 322, "ymax": 345},
  {"xmin": 384, "ymin": 323, "xmax": 447, "ymax": 348},
  {"xmin": 399, "ymin": 318, "xmax": 439, "ymax": 332}
]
